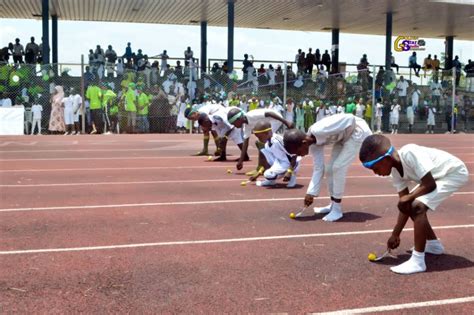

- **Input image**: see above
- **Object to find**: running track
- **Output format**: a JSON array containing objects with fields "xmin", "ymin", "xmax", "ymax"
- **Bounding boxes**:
[{"xmin": 0, "ymin": 134, "xmax": 473, "ymax": 313}]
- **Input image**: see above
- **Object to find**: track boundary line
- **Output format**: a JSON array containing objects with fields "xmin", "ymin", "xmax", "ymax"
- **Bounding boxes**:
[
  {"xmin": 0, "ymin": 224, "xmax": 472, "ymax": 255},
  {"xmin": 0, "ymin": 192, "xmax": 472, "ymax": 213},
  {"xmin": 314, "ymin": 296, "xmax": 474, "ymax": 314},
  {"xmin": 2, "ymin": 161, "xmax": 474, "ymax": 173}
]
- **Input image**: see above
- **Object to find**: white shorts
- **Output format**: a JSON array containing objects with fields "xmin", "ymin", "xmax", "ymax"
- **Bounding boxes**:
[
  {"xmin": 415, "ymin": 165, "xmax": 469, "ymax": 210},
  {"xmin": 64, "ymin": 107, "xmax": 74, "ymax": 125},
  {"xmin": 427, "ymin": 117, "xmax": 435, "ymax": 126},
  {"xmin": 390, "ymin": 115, "xmax": 399, "ymax": 125},
  {"xmin": 73, "ymin": 109, "xmax": 80, "ymax": 122},
  {"xmin": 214, "ymin": 125, "xmax": 243, "ymax": 145},
  {"xmin": 407, "ymin": 115, "xmax": 414, "ymax": 125}
]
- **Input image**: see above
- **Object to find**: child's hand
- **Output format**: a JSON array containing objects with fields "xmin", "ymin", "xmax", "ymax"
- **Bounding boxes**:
[
  {"xmin": 236, "ymin": 160, "xmax": 243, "ymax": 170},
  {"xmin": 304, "ymin": 194, "xmax": 314, "ymax": 207},
  {"xmin": 249, "ymin": 174, "xmax": 259, "ymax": 182},
  {"xmin": 283, "ymin": 172, "xmax": 292, "ymax": 182},
  {"xmin": 387, "ymin": 235, "xmax": 400, "ymax": 249}
]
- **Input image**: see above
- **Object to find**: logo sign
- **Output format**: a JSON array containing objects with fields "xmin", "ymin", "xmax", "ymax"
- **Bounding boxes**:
[{"xmin": 394, "ymin": 36, "xmax": 426, "ymax": 52}]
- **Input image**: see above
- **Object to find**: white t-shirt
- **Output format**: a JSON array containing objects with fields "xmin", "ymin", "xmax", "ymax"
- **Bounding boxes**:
[
  {"xmin": 1, "ymin": 98, "xmax": 12, "ymax": 107},
  {"xmin": 411, "ymin": 90, "xmax": 420, "ymax": 107},
  {"xmin": 390, "ymin": 144, "xmax": 466, "ymax": 192},
  {"xmin": 315, "ymin": 107, "xmax": 331, "ymax": 121},
  {"xmin": 391, "ymin": 104, "xmax": 401, "ymax": 118},
  {"xmin": 307, "ymin": 113, "xmax": 370, "ymax": 146},
  {"xmin": 63, "ymin": 95, "xmax": 74, "ymax": 110},
  {"xmin": 355, "ymin": 104, "xmax": 365, "ymax": 118},
  {"xmin": 210, "ymin": 107, "xmax": 233, "ymax": 130},
  {"xmin": 263, "ymin": 133, "xmax": 291, "ymax": 163},
  {"xmin": 427, "ymin": 107, "xmax": 436, "ymax": 125},
  {"xmin": 243, "ymin": 108, "xmax": 282, "ymax": 139},
  {"xmin": 72, "ymin": 94, "xmax": 82, "ymax": 112},
  {"xmin": 406, "ymin": 106, "xmax": 414, "ymax": 120},
  {"xmin": 376, "ymin": 103, "xmax": 383, "ymax": 117},
  {"xmin": 198, "ymin": 103, "xmax": 223, "ymax": 116},
  {"xmin": 430, "ymin": 82, "xmax": 442, "ymax": 96},
  {"xmin": 31, "ymin": 104, "xmax": 43, "ymax": 119},
  {"xmin": 397, "ymin": 80, "xmax": 409, "ymax": 97}
]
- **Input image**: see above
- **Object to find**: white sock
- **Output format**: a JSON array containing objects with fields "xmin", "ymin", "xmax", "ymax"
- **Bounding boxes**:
[
  {"xmin": 390, "ymin": 250, "xmax": 426, "ymax": 275},
  {"xmin": 322, "ymin": 202, "xmax": 343, "ymax": 222},
  {"xmin": 256, "ymin": 179, "xmax": 276, "ymax": 187},
  {"xmin": 314, "ymin": 202, "xmax": 332, "ymax": 214},
  {"xmin": 286, "ymin": 175, "xmax": 297, "ymax": 188}
]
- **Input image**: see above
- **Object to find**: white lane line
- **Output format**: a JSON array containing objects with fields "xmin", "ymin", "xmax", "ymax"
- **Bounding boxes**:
[
  {"xmin": 1, "ymin": 224, "xmax": 473, "ymax": 255},
  {"xmin": 2, "ymin": 161, "xmax": 474, "ymax": 173},
  {"xmin": 314, "ymin": 296, "xmax": 474, "ymax": 314},
  {"xmin": 0, "ymin": 192, "xmax": 472, "ymax": 213},
  {"xmin": 3, "ymin": 153, "xmax": 474, "ymax": 161},
  {"xmin": 0, "ymin": 175, "xmax": 392, "ymax": 187}
]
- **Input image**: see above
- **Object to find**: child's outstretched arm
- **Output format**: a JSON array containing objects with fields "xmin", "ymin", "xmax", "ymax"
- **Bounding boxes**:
[
  {"xmin": 264, "ymin": 111, "xmax": 294, "ymax": 129},
  {"xmin": 236, "ymin": 138, "xmax": 249, "ymax": 170},
  {"xmin": 388, "ymin": 188, "xmax": 410, "ymax": 250}
]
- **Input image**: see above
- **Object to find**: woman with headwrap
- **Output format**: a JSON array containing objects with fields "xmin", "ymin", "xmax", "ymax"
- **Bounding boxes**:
[{"xmin": 48, "ymin": 85, "xmax": 66, "ymax": 134}]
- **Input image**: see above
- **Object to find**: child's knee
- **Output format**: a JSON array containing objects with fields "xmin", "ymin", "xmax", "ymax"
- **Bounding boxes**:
[{"xmin": 409, "ymin": 200, "xmax": 428, "ymax": 219}]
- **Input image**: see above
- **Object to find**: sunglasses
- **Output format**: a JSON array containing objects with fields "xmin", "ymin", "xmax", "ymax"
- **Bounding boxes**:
[{"xmin": 362, "ymin": 146, "xmax": 394, "ymax": 169}]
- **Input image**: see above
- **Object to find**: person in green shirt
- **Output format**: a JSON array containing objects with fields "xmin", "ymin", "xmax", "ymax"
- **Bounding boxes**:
[
  {"xmin": 100, "ymin": 83, "xmax": 117, "ymax": 134},
  {"xmin": 137, "ymin": 86, "xmax": 151, "ymax": 133},
  {"xmin": 85, "ymin": 80, "xmax": 103, "ymax": 134},
  {"xmin": 124, "ymin": 82, "xmax": 137, "ymax": 133},
  {"xmin": 364, "ymin": 100, "xmax": 373, "ymax": 129},
  {"xmin": 229, "ymin": 94, "xmax": 240, "ymax": 107},
  {"xmin": 345, "ymin": 97, "xmax": 356, "ymax": 115}
]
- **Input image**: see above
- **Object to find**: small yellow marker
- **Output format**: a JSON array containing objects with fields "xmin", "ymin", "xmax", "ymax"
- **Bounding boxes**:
[
  {"xmin": 240, "ymin": 181, "xmax": 247, "ymax": 186},
  {"xmin": 227, "ymin": 169, "xmax": 232, "ymax": 174},
  {"xmin": 289, "ymin": 212, "xmax": 296, "ymax": 219},
  {"xmin": 368, "ymin": 253, "xmax": 377, "ymax": 261},
  {"xmin": 207, "ymin": 156, "xmax": 213, "ymax": 161}
]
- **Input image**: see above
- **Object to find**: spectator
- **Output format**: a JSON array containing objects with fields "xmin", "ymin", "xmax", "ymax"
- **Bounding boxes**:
[
  {"xmin": 0, "ymin": 43, "xmax": 13, "ymax": 63},
  {"xmin": 124, "ymin": 83, "xmax": 137, "ymax": 133},
  {"xmin": 211, "ymin": 62, "xmax": 220, "ymax": 74},
  {"xmin": 461, "ymin": 95, "xmax": 471, "ymax": 132},
  {"xmin": 267, "ymin": 64, "xmax": 276, "ymax": 85},
  {"xmin": 375, "ymin": 66, "xmax": 385, "ymax": 87},
  {"xmin": 297, "ymin": 51, "xmax": 306, "ymax": 74},
  {"xmin": 364, "ymin": 100, "xmax": 372, "ymax": 128},
  {"xmin": 375, "ymin": 98, "xmax": 383, "ymax": 133},
  {"xmin": 411, "ymin": 83, "xmax": 421, "ymax": 110},
  {"xmin": 184, "ymin": 46, "xmax": 193, "ymax": 66},
  {"xmin": 406, "ymin": 102, "xmax": 414, "ymax": 133},
  {"xmin": 395, "ymin": 76, "xmax": 409, "ymax": 108},
  {"xmin": 432, "ymin": 54, "xmax": 441, "ymax": 80},
  {"xmin": 86, "ymin": 80, "xmax": 103, "ymax": 134},
  {"xmin": 12, "ymin": 38, "xmax": 24, "ymax": 64},
  {"xmin": 355, "ymin": 98, "xmax": 365, "ymax": 119},
  {"xmin": 158, "ymin": 50, "xmax": 169, "ymax": 76},
  {"xmin": 306, "ymin": 48, "xmax": 315, "ymax": 75},
  {"xmin": 83, "ymin": 66, "xmax": 95, "ymax": 88},
  {"xmin": 175, "ymin": 60, "xmax": 183, "ymax": 76},
  {"xmin": 0, "ymin": 92, "xmax": 12, "ymax": 107},
  {"xmin": 38, "ymin": 37, "xmax": 49, "ymax": 64},
  {"xmin": 294, "ymin": 48, "xmax": 302, "ymax": 66},
  {"xmin": 257, "ymin": 64, "xmax": 266, "ymax": 75},
  {"xmin": 465, "ymin": 59, "xmax": 474, "ymax": 92},
  {"xmin": 150, "ymin": 61, "xmax": 159, "ymax": 84},
  {"xmin": 452, "ymin": 55, "xmax": 462, "ymax": 87},
  {"xmin": 422, "ymin": 54, "xmax": 433, "ymax": 78},
  {"xmin": 123, "ymin": 42, "xmax": 133, "ymax": 65},
  {"xmin": 137, "ymin": 86, "xmax": 150, "ymax": 133},
  {"xmin": 242, "ymin": 54, "xmax": 252, "ymax": 81},
  {"xmin": 48, "ymin": 85, "xmax": 65, "ymax": 134},
  {"xmin": 222, "ymin": 61, "xmax": 229, "ymax": 73},
  {"xmin": 430, "ymin": 78, "xmax": 443, "ymax": 110},
  {"xmin": 116, "ymin": 59, "xmax": 124, "ymax": 78},
  {"xmin": 95, "ymin": 45, "xmax": 104, "ymax": 56},
  {"xmin": 321, "ymin": 49, "xmax": 331, "ymax": 73},
  {"xmin": 30, "ymin": 101, "xmax": 43, "ymax": 135},
  {"xmin": 390, "ymin": 53, "xmax": 399, "ymax": 74},
  {"xmin": 390, "ymin": 99, "xmax": 401, "ymax": 134},
  {"xmin": 136, "ymin": 49, "xmax": 144, "ymax": 63},
  {"xmin": 314, "ymin": 48, "xmax": 321, "ymax": 67},
  {"xmin": 105, "ymin": 45, "xmax": 117, "ymax": 63},
  {"xmin": 408, "ymin": 52, "xmax": 421, "ymax": 77},
  {"xmin": 426, "ymin": 103, "xmax": 436, "ymax": 134},
  {"xmin": 25, "ymin": 37, "xmax": 39, "ymax": 64}
]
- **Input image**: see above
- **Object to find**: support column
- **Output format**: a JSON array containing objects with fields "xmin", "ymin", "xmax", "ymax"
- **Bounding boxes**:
[
  {"xmin": 385, "ymin": 12, "xmax": 392, "ymax": 73},
  {"xmin": 52, "ymin": 15, "xmax": 58, "ymax": 72},
  {"xmin": 41, "ymin": 0, "xmax": 49, "ymax": 64},
  {"xmin": 445, "ymin": 36, "xmax": 453, "ymax": 70},
  {"xmin": 227, "ymin": 0, "xmax": 234, "ymax": 73},
  {"xmin": 331, "ymin": 28, "xmax": 339, "ymax": 74},
  {"xmin": 200, "ymin": 21, "xmax": 207, "ymax": 74}
]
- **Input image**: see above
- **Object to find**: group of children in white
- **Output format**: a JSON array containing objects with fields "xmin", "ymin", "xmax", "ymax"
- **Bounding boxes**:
[{"xmin": 184, "ymin": 99, "xmax": 469, "ymax": 275}]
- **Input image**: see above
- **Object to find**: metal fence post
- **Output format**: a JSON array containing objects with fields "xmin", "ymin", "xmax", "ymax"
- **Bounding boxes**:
[
  {"xmin": 189, "ymin": 58, "xmax": 193, "ymax": 134},
  {"xmin": 452, "ymin": 67, "xmax": 455, "ymax": 134},
  {"xmin": 283, "ymin": 61, "xmax": 287, "ymax": 105},
  {"xmin": 80, "ymin": 54, "xmax": 85, "ymax": 134},
  {"xmin": 371, "ymin": 65, "xmax": 376, "ymax": 130}
]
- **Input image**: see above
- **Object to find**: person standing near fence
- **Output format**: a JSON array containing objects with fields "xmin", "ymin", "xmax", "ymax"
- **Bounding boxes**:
[
  {"xmin": 72, "ymin": 88, "xmax": 83, "ymax": 135},
  {"xmin": 295, "ymin": 102, "xmax": 305, "ymax": 131},
  {"xmin": 48, "ymin": 86, "xmax": 65, "ymax": 134},
  {"xmin": 125, "ymin": 83, "xmax": 138, "ymax": 134},
  {"xmin": 86, "ymin": 80, "xmax": 103, "ymax": 134},
  {"xmin": 62, "ymin": 89, "xmax": 76, "ymax": 135},
  {"xmin": 30, "ymin": 102, "xmax": 43, "ymax": 135},
  {"xmin": 137, "ymin": 86, "xmax": 150, "ymax": 133},
  {"xmin": 396, "ymin": 76, "xmax": 409, "ymax": 109}
]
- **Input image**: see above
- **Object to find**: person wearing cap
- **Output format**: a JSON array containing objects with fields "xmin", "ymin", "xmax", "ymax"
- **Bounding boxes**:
[
  {"xmin": 249, "ymin": 120, "xmax": 301, "ymax": 188},
  {"xmin": 226, "ymin": 107, "xmax": 293, "ymax": 174}
]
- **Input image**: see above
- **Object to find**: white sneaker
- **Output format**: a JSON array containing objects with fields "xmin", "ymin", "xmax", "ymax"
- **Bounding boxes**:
[
  {"xmin": 256, "ymin": 179, "xmax": 276, "ymax": 187},
  {"xmin": 286, "ymin": 175, "xmax": 297, "ymax": 188},
  {"xmin": 431, "ymin": 130, "xmax": 434, "ymax": 134},
  {"xmin": 63, "ymin": 132, "xmax": 70, "ymax": 136},
  {"xmin": 104, "ymin": 131, "xmax": 112, "ymax": 135},
  {"xmin": 395, "ymin": 129, "xmax": 398, "ymax": 134},
  {"xmin": 425, "ymin": 131, "xmax": 430, "ymax": 134},
  {"xmin": 71, "ymin": 131, "xmax": 77, "ymax": 135}
]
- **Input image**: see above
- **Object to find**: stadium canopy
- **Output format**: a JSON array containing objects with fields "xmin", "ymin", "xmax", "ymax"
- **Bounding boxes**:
[{"xmin": 1, "ymin": 0, "xmax": 473, "ymax": 71}]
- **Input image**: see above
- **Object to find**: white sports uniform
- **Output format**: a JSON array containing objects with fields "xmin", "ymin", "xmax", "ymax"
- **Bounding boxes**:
[
  {"xmin": 210, "ymin": 107, "xmax": 243, "ymax": 145},
  {"xmin": 306, "ymin": 114, "xmax": 372, "ymax": 198},
  {"xmin": 261, "ymin": 133, "xmax": 301, "ymax": 180},
  {"xmin": 390, "ymin": 104, "xmax": 401, "ymax": 125},
  {"xmin": 243, "ymin": 108, "xmax": 283, "ymax": 139},
  {"xmin": 391, "ymin": 144, "xmax": 468, "ymax": 210},
  {"xmin": 63, "ymin": 96, "xmax": 75, "ymax": 125},
  {"xmin": 72, "ymin": 94, "xmax": 82, "ymax": 122},
  {"xmin": 427, "ymin": 107, "xmax": 436, "ymax": 126}
]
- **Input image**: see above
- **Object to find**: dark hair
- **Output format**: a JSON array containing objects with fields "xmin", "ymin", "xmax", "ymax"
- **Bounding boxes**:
[
  {"xmin": 283, "ymin": 129, "xmax": 306, "ymax": 154},
  {"xmin": 227, "ymin": 107, "xmax": 242, "ymax": 122},
  {"xmin": 359, "ymin": 134, "xmax": 391, "ymax": 162}
]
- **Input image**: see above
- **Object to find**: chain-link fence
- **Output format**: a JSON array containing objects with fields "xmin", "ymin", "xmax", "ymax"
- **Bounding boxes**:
[{"xmin": 0, "ymin": 59, "xmax": 471, "ymax": 135}]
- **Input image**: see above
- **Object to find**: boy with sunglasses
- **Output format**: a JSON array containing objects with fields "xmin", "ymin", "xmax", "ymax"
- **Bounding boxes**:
[
  {"xmin": 359, "ymin": 135, "xmax": 468, "ymax": 274},
  {"xmin": 283, "ymin": 114, "xmax": 372, "ymax": 222}
]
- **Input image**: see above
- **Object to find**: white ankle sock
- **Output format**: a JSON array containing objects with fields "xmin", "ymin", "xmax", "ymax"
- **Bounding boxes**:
[
  {"xmin": 391, "ymin": 250, "xmax": 426, "ymax": 275},
  {"xmin": 322, "ymin": 202, "xmax": 343, "ymax": 222},
  {"xmin": 314, "ymin": 202, "xmax": 332, "ymax": 214}
]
